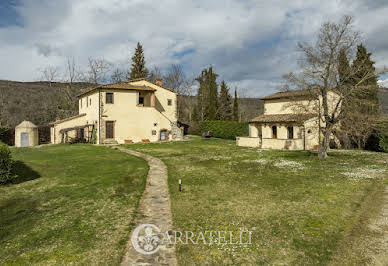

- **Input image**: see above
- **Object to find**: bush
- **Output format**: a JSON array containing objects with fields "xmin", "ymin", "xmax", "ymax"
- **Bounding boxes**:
[
  {"xmin": 0, "ymin": 142, "xmax": 15, "ymax": 184},
  {"xmin": 200, "ymin": 120, "xmax": 249, "ymax": 140},
  {"xmin": 365, "ymin": 118, "xmax": 388, "ymax": 152},
  {"xmin": 0, "ymin": 126, "xmax": 14, "ymax": 146},
  {"xmin": 378, "ymin": 133, "xmax": 388, "ymax": 152}
]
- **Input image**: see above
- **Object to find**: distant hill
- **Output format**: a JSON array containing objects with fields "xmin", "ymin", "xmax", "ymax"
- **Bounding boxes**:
[
  {"xmin": 379, "ymin": 89, "xmax": 388, "ymax": 114},
  {"xmin": 0, "ymin": 80, "xmax": 386, "ymax": 128},
  {"xmin": 0, "ymin": 80, "xmax": 92, "ymax": 127}
]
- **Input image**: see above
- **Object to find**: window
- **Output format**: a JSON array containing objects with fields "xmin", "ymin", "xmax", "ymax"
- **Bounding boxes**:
[
  {"xmin": 80, "ymin": 99, "xmax": 82, "ymax": 108},
  {"xmin": 89, "ymin": 98, "xmax": 91, "ymax": 106},
  {"xmin": 86, "ymin": 96, "xmax": 88, "ymax": 107},
  {"xmin": 139, "ymin": 96, "xmax": 144, "ymax": 105},
  {"xmin": 287, "ymin": 126, "xmax": 294, "ymax": 139},
  {"xmin": 152, "ymin": 130, "xmax": 157, "ymax": 135},
  {"xmin": 106, "ymin": 92, "xmax": 114, "ymax": 104},
  {"xmin": 272, "ymin": 125, "xmax": 277, "ymax": 139},
  {"xmin": 154, "ymin": 123, "xmax": 157, "ymax": 127},
  {"xmin": 105, "ymin": 121, "xmax": 114, "ymax": 139},
  {"xmin": 167, "ymin": 99, "xmax": 172, "ymax": 106}
]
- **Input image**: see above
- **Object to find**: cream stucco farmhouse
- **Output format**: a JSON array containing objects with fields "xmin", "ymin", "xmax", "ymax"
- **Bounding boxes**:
[
  {"xmin": 50, "ymin": 78, "xmax": 182, "ymax": 144},
  {"xmin": 237, "ymin": 90, "xmax": 340, "ymax": 150}
]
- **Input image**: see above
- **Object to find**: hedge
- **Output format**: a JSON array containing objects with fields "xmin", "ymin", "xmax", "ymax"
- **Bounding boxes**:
[
  {"xmin": 0, "ymin": 142, "xmax": 15, "ymax": 184},
  {"xmin": 200, "ymin": 120, "xmax": 249, "ymax": 140}
]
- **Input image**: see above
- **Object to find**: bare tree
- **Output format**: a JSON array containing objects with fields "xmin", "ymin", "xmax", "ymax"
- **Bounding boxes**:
[
  {"xmin": 64, "ymin": 56, "xmax": 83, "ymax": 88},
  {"xmin": 39, "ymin": 65, "xmax": 60, "ymax": 86},
  {"xmin": 111, "ymin": 67, "xmax": 126, "ymax": 83},
  {"xmin": 86, "ymin": 57, "xmax": 111, "ymax": 84},
  {"xmin": 284, "ymin": 15, "xmax": 386, "ymax": 159},
  {"xmin": 148, "ymin": 66, "xmax": 162, "ymax": 83},
  {"xmin": 164, "ymin": 64, "xmax": 194, "ymax": 121}
]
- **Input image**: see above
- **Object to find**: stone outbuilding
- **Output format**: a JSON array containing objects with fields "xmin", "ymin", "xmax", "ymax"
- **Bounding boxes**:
[{"xmin": 15, "ymin": 121, "xmax": 39, "ymax": 147}]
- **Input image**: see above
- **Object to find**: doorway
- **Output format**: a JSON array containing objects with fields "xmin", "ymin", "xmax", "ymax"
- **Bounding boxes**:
[
  {"xmin": 160, "ymin": 130, "xmax": 167, "ymax": 141},
  {"xmin": 21, "ymin": 132, "xmax": 29, "ymax": 147},
  {"xmin": 105, "ymin": 121, "xmax": 114, "ymax": 139}
]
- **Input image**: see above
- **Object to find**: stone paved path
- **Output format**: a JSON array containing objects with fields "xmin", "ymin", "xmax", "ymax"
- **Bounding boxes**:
[{"xmin": 117, "ymin": 147, "xmax": 178, "ymax": 266}]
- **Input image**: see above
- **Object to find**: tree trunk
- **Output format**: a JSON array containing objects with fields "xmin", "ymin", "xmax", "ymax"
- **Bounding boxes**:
[
  {"xmin": 318, "ymin": 131, "xmax": 330, "ymax": 159},
  {"xmin": 357, "ymin": 139, "xmax": 362, "ymax": 150}
]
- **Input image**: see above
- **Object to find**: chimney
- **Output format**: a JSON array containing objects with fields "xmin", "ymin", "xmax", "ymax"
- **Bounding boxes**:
[{"xmin": 155, "ymin": 77, "xmax": 163, "ymax": 87}]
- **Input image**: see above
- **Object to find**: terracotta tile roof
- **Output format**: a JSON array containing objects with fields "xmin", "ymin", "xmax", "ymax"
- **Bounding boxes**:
[
  {"xmin": 250, "ymin": 113, "xmax": 316, "ymax": 123},
  {"xmin": 78, "ymin": 82, "xmax": 156, "ymax": 97},
  {"xmin": 50, "ymin": 113, "xmax": 86, "ymax": 125},
  {"xmin": 128, "ymin": 78, "xmax": 177, "ymax": 94},
  {"xmin": 261, "ymin": 90, "xmax": 313, "ymax": 100}
]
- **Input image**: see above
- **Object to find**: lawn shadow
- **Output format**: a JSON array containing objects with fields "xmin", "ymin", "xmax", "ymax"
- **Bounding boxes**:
[
  {"xmin": 0, "ymin": 196, "xmax": 40, "ymax": 242},
  {"xmin": 11, "ymin": 161, "xmax": 41, "ymax": 184}
]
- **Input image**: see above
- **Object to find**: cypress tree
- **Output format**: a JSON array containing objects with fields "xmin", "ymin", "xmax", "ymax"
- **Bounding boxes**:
[
  {"xmin": 195, "ymin": 69, "xmax": 207, "ymax": 121},
  {"xmin": 192, "ymin": 104, "xmax": 199, "ymax": 122},
  {"xmin": 342, "ymin": 44, "xmax": 380, "ymax": 149},
  {"xmin": 233, "ymin": 88, "xmax": 239, "ymax": 121},
  {"xmin": 351, "ymin": 44, "xmax": 379, "ymax": 114},
  {"xmin": 207, "ymin": 67, "xmax": 218, "ymax": 120},
  {"xmin": 129, "ymin": 42, "xmax": 148, "ymax": 79},
  {"xmin": 338, "ymin": 48, "xmax": 351, "ymax": 87},
  {"xmin": 218, "ymin": 80, "xmax": 233, "ymax": 120},
  {"xmin": 352, "ymin": 44, "xmax": 378, "ymax": 87}
]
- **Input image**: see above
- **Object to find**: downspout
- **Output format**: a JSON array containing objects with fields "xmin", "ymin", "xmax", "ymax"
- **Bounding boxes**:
[
  {"xmin": 98, "ymin": 89, "xmax": 101, "ymax": 144},
  {"xmin": 318, "ymin": 98, "xmax": 321, "ymax": 148},
  {"xmin": 303, "ymin": 125, "xmax": 306, "ymax": 151}
]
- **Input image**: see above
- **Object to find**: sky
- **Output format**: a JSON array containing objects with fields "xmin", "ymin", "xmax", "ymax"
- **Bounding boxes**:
[{"xmin": 1, "ymin": 0, "xmax": 388, "ymax": 97}]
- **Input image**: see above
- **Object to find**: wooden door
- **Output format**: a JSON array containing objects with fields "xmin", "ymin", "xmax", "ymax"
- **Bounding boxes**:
[{"xmin": 106, "ymin": 121, "xmax": 114, "ymax": 139}]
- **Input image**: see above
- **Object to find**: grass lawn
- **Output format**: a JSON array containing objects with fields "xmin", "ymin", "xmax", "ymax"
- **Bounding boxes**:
[
  {"xmin": 125, "ymin": 136, "xmax": 388, "ymax": 265},
  {"xmin": 0, "ymin": 144, "xmax": 148, "ymax": 265}
]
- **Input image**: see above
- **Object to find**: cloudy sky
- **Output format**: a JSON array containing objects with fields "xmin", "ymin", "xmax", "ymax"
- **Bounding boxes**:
[{"xmin": 1, "ymin": 0, "xmax": 388, "ymax": 97}]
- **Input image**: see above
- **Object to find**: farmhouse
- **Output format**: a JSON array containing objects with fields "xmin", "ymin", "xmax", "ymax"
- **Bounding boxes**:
[
  {"xmin": 50, "ymin": 78, "xmax": 181, "ymax": 144},
  {"xmin": 237, "ymin": 90, "xmax": 340, "ymax": 150}
]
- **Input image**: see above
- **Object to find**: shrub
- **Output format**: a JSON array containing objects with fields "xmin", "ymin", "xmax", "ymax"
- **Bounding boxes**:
[
  {"xmin": 365, "ymin": 118, "xmax": 388, "ymax": 152},
  {"xmin": 200, "ymin": 120, "xmax": 249, "ymax": 140},
  {"xmin": 0, "ymin": 142, "xmax": 15, "ymax": 184},
  {"xmin": 0, "ymin": 126, "xmax": 14, "ymax": 146},
  {"xmin": 378, "ymin": 133, "xmax": 388, "ymax": 152}
]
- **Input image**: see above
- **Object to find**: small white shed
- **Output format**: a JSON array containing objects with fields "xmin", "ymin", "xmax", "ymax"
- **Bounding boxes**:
[{"xmin": 15, "ymin": 121, "xmax": 39, "ymax": 147}]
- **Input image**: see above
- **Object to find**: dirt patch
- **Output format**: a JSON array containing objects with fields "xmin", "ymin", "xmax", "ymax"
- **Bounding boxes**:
[{"xmin": 329, "ymin": 184, "xmax": 388, "ymax": 265}]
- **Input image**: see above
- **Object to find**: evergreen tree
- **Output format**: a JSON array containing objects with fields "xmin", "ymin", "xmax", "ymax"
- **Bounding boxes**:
[
  {"xmin": 352, "ymin": 44, "xmax": 378, "ymax": 87},
  {"xmin": 207, "ymin": 67, "xmax": 218, "ymax": 120},
  {"xmin": 192, "ymin": 104, "xmax": 199, "ymax": 122},
  {"xmin": 350, "ymin": 44, "xmax": 379, "ymax": 114},
  {"xmin": 218, "ymin": 81, "xmax": 233, "ymax": 120},
  {"xmin": 338, "ymin": 48, "xmax": 351, "ymax": 87},
  {"xmin": 233, "ymin": 88, "xmax": 239, "ymax": 121},
  {"xmin": 195, "ymin": 69, "xmax": 207, "ymax": 121},
  {"xmin": 341, "ymin": 44, "xmax": 380, "ymax": 149},
  {"xmin": 129, "ymin": 42, "xmax": 148, "ymax": 79},
  {"xmin": 195, "ymin": 67, "xmax": 219, "ymax": 121}
]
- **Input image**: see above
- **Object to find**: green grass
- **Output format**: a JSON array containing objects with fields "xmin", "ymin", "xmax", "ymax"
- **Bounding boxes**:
[
  {"xmin": 0, "ymin": 144, "xmax": 148, "ymax": 265},
  {"xmin": 125, "ymin": 136, "xmax": 388, "ymax": 265}
]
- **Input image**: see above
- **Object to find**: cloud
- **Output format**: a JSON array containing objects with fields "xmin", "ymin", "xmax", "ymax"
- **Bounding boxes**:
[
  {"xmin": 378, "ymin": 79, "xmax": 388, "ymax": 88},
  {"xmin": 0, "ymin": 0, "xmax": 388, "ymax": 96}
]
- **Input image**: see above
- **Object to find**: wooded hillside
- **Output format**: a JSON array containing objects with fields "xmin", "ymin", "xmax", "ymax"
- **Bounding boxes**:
[
  {"xmin": 0, "ymin": 80, "xmax": 386, "ymax": 128},
  {"xmin": 0, "ymin": 80, "xmax": 92, "ymax": 127}
]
